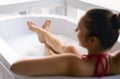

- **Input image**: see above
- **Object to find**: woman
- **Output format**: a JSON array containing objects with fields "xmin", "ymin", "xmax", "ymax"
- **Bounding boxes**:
[{"xmin": 10, "ymin": 9, "xmax": 120, "ymax": 77}]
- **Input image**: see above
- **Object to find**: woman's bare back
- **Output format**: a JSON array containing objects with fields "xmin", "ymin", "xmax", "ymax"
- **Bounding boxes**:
[{"xmin": 108, "ymin": 50, "xmax": 120, "ymax": 75}]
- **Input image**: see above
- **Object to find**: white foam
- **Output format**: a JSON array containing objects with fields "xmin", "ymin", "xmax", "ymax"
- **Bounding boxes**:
[{"xmin": 7, "ymin": 34, "xmax": 87, "ymax": 58}]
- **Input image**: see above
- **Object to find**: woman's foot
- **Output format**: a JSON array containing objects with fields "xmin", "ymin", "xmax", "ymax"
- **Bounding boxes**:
[
  {"xmin": 27, "ymin": 21, "xmax": 45, "ymax": 43},
  {"xmin": 27, "ymin": 20, "xmax": 51, "ymax": 43},
  {"xmin": 27, "ymin": 21, "xmax": 39, "ymax": 32},
  {"xmin": 42, "ymin": 20, "xmax": 51, "ymax": 32}
]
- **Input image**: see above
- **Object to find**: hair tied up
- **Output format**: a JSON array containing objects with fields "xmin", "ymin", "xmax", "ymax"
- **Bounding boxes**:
[{"xmin": 111, "ymin": 14, "xmax": 119, "ymax": 30}]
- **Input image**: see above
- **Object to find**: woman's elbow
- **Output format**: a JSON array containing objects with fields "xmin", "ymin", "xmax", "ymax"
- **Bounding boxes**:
[
  {"xmin": 10, "ymin": 62, "xmax": 31, "ymax": 76},
  {"xmin": 10, "ymin": 63, "xmax": 23, "ymax": 75},
  {"xmin": 10, "ymin": 63, "xmax": 21, "ymax": 75}
]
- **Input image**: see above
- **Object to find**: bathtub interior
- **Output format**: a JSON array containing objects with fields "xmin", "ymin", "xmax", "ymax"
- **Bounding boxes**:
[
  {"xmin": 0, "ymin": 15, "xmax": 120, "ymax": 79},
  {"xmin": 0, "ymin": 15, "xmax": 88, "ymax": 58}
]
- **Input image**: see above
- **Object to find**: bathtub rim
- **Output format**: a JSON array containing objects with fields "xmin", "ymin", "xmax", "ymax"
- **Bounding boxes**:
[{"xmin": 0, "ymin": 14, "xmax": 78, "ymax": 24}]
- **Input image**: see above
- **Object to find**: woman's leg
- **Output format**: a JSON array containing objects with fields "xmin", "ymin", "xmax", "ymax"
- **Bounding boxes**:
[
  {"xmin": 27, "ymin": 21, "xmax": 81, "ymax": 56},
  {"xmin": 41, "ymin": 20, "xmax": 56, "ymax": 56},
  {"xmin": 41, "ymin": 20, "xmax": 59, "ymax": 56},
  {"xmin": 27, "ymin": 20, "xmax": 57, "ymax": 56},
  {"xmin": 44, "ymin": 44, "xmax": 59, "ymax": 56}
]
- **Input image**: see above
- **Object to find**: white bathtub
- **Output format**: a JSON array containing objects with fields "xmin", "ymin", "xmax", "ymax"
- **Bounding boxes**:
[{"xmin": 0, "ymin": 15, "xmax": 119, "ymax": 79}]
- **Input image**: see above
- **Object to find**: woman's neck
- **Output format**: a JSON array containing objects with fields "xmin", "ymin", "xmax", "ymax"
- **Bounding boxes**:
[{"xmin": 88, "ymin": 49, "xmax": 106, "ymax": 55}]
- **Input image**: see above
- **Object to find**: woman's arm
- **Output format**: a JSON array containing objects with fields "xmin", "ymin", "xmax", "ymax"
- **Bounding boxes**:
[
  {"xmin": 10, "ymin": 54, "xmax": 75, "ymax": 76},
  {"xmin": 11, "ymin": 53, "xmax": 94, "ymax": 76}
]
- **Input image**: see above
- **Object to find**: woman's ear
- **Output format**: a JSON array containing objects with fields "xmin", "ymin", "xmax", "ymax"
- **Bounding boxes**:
[{"xmin": 89, "ymin": 36, "xmax": 99, "ymax": 46}]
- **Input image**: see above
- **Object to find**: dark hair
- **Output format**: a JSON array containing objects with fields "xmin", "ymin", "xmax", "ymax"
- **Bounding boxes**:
[{"xmin": 82, "ymin": 9, "xmax": 120, "ymax": 49}]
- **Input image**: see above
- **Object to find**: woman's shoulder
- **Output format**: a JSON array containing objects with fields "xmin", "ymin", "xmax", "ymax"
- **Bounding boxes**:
[
  {"xmin": 110, "ymin": 50, "xmax": 120, "ymax": 60},
  {"xmin": 108, "ymin": 50, "xmax": 120, "ymax": 74},
  {"xmin": 63, "ymin": 54, "xmax": 95, "ymax": 76}
]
